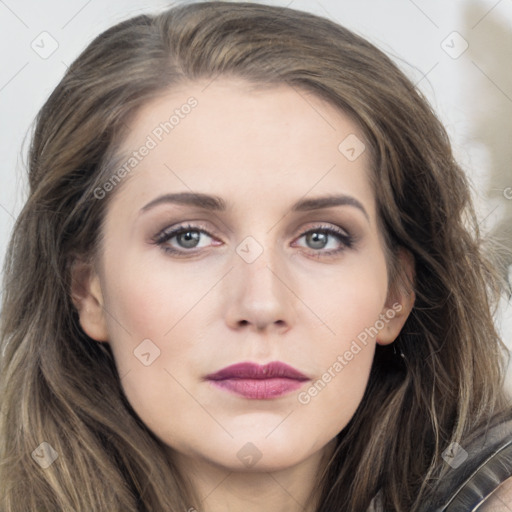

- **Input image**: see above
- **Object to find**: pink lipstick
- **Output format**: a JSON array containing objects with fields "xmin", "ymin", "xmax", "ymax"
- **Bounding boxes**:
[{"xmin": 205, "ymin": 361, "xmax": 309, "ymax": 399}]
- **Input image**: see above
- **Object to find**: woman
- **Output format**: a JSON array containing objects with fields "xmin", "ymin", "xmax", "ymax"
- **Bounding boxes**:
[{"xmin": 0, "ymin": 2, "xmax": 511, "ymax": 510}]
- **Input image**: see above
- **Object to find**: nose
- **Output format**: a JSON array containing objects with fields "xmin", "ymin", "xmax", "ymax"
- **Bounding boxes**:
[{"xmin": 223, "ymin": 242, "xmax": 296, "ymax": 333}]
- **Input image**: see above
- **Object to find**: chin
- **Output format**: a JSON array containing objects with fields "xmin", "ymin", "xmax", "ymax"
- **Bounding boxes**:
[{"xmin": 195, "ymin": 433, "xmax": 329, "ymax": 473}]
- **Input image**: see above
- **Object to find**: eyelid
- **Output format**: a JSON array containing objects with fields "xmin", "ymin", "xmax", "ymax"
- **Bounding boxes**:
[
  {"xmin": 153, "ymin": 222, "xmax": 209, "ymax": 239},
  {"xmin": 292, "ymin": 223, "xmax": 355, "ymax": 255},
  {"xmin": 151, "ymin": 223, "xmax": 219, "ymax": 246},
  {"xmin": 295, "ymin": 222, "xmax": 351, "ymax": 239}
]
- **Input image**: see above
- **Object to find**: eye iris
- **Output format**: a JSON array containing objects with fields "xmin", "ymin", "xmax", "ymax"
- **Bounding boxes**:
[
  {"xmin": 306, "ymin": 231, "xmax": 328, "ymax": 249},
  {"xmin": 177, "ymin": 230, "xmax": 200, "ymax": 248}
]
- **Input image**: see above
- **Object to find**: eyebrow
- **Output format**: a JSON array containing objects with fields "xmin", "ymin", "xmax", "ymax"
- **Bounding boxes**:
[{"xmin": 140, "ymin": 192, "xmax": 369, "ymax": 220}]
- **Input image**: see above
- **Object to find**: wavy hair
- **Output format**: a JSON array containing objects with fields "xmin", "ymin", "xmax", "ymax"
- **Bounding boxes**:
[{"xmin": 0, "ymin": 2, "xmax": 510, "ymax": 510}]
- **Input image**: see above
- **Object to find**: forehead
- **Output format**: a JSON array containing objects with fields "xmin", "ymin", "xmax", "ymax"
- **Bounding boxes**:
[{"xmin": 107, "ymin": 79, "xmax": 376, "ymax": 219}]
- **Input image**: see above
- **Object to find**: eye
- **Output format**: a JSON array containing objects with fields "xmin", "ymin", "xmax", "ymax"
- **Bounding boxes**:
[
  {"xmin": 151, "ymin": 222, "xmax": 355, "ymax": 258},
  {"xmin": 152, "ymin": 224, "xmax": 220, "ymax": 255},
  {"xmin": 293, "ymin": 224, "xmax": 354, "ymax": 257}
]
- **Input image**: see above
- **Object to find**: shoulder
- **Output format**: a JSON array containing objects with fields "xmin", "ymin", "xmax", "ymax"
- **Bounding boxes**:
[
  {"xmin": 478, "ymin": 476, "xmax": 512, "ymax": 511},
  {"xmin": 423, "ymin": 413, "xmax": 512, "ymax": 512}
]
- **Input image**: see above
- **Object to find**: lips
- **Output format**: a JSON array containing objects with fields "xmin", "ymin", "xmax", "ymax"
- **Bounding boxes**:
[{"xmin": 205, "ymin": 361, "xmax": 310, "ymax": 399}]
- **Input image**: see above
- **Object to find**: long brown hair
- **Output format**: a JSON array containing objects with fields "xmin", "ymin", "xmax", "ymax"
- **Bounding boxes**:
[{"xmin": 1, "ymin": 2, "xmax": 510, "ymax": 510}]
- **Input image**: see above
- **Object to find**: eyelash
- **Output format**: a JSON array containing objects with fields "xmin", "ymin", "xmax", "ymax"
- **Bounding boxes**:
[{"xmin": 151, "ymin": 223, "xmax": 355, "ymax": 259}]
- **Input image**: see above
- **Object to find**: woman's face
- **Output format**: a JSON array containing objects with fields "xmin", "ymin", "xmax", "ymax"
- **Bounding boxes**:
[{"xmin": 75, "ymin": 79, "xmax": 412, "ymax": 473}]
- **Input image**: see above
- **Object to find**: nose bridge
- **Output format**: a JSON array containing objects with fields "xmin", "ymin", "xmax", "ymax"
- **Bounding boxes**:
[
  {"xmin": 236, "ymin": 234, "xmax": 285, "ymax": 300},
  {"xmin": 225, "ymin": 232, "xmax": 296, "ymax": 330}
]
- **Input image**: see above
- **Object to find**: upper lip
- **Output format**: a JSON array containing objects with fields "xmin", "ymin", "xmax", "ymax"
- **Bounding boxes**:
[{"xmin": 205, "ymin": 361, "xmax": 309, "ymax": 381}]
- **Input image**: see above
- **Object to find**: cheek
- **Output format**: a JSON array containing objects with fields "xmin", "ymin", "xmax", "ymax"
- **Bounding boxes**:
[
  {"xmin": 98, "ymin": 260, "xmax": 201, "ymax": 440},
  {"xmin": 101, "ymin": 252, "xmax": 212, "ymax": 348},
  {"xmin": 98, "ymin": 250, "xmax": 219, "ymax": 409},
  {"xmin": 294, "ymin": 250, "xmax": 387, "ymax": 412},
  {"xmin": 301, "ymin": 248, "xmax": 388, "ymax": 342}
]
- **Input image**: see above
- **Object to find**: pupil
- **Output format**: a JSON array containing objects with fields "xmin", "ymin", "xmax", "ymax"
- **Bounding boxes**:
[{"xmin": 307, "ymin": 231, "xmax": 327, "ymax": 249}]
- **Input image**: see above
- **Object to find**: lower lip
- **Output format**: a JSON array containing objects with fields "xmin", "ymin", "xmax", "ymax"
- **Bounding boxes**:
[{"xmin": 208, "ymin": 378, "xmax": 307, "ymax": 399}]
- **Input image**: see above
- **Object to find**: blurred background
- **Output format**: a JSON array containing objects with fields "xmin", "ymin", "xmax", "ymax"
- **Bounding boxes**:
[{"xmin": 0, "ymin": 0, "xmax": 511, "ymax": 390}]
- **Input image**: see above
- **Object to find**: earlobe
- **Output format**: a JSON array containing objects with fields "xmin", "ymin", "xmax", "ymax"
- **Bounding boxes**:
[
  {"xmin": 377, "ymin": 248, "xmax": 416, "ymax": 346},
  {"xmin": 70, "ymin": 259, "xmax": 109, "ymax": 342}
]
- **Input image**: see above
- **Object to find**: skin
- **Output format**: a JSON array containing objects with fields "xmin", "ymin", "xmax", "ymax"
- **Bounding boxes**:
[
  {"xmin": 72, "ymin": 79, "xmax": 415, "ymax": 512},
  {"xmin": 479, "ymin": 478, "xmax": 512, "ymax": 511}
]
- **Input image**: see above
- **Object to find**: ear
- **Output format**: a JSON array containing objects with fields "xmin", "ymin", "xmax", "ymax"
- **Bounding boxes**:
[
  {"xmin": 377, "ymin": 248, "xmax": 416, "ymax": 346},
  {"xmin": 70, "ymin": 258, "xmax": 109, "ymax": 342}
]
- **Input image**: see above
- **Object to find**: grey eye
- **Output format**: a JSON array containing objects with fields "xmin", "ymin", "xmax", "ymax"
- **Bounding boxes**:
[
  {"xmin": 305, "ymin": 231, "xmax": 329, "ymax": 249},
  {"xmin": 175, "ymin": 230, "xmax": 201, "ymax": 248}
]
